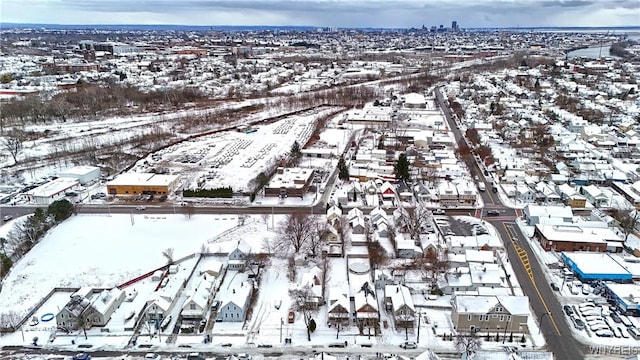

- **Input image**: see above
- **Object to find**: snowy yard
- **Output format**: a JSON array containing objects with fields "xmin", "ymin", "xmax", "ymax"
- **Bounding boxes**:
[{"xmin": 0, "ymin": 213, "xmax": 240, "ymax": 314}]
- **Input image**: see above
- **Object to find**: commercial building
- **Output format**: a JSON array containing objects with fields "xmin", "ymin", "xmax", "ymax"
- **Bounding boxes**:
[
  {"xmin": 264, "ymin": 167, "xmax": 314, "ymax": 198},
  {"xmin": 603, "ymin": 283, "xmax": 640, "ymax": 316},
  {"xmin": 58, "ymin": 166, "xmax": 101, "ymax": 185},
  {"xmin": 106, "ymin": 173, "xmax": 180, "ymax": 196},
  {"xmin": 561, "ymin": 252, "xmax": 633, "ymax": 282},
  {"xmin": 25, "ymin": 177, "xmax": 80, "ymax": 205},
  {"xmin": 534, "ymin": 224, "xmax": 619, "ymax": 252}
]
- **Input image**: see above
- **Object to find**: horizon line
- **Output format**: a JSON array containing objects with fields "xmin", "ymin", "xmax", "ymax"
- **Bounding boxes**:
[{"xmin": 2, "ymin": 22, "xmax": 640, "ymax": 31}]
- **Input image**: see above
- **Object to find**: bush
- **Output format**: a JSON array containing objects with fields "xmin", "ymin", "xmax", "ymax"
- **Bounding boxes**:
[
  {"xmin": 47, "ymin": 199, "xmax": 74, "ymax": 222},
  {"xmin": 183, "ymin": 187, "xmax": 233, "ymax": 198}
]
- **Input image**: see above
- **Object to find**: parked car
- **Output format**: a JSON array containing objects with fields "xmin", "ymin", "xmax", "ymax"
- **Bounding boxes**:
[
  {"xmin": 72, "ymin": 354, "xmax": 91, "ymax": 360},
  {"xmin": 432, "ymin": 209, "xmax": 446, "ymax": 215},
  {"xmin": 550, "ymin": 283, "xmax": 560, "ymax": 291},
  {"xmin": 400, "ymin": 341, "xmax": 418, "ymax": 349},
  {"xmin": 595, "ymin": 329, "xmax": 614, "ymax": 337},
  {"xmin": 611, "ymin": 312, "xmax": 622, "ymax": 323},
  {"xmin": 589, "ymin": 323, "xmax": 610, "ymax": 332},
  {"xmin": 628, "ymin": 327, "xmax": 640, "ymax": 340},
  {"xmin": 572, "ymin": 318, "xmax": 585, "ymax": 330},
  {"xmin": 582, "ymin": 285, "xmax": 591, "ymax": 295},
  {"xmin": 563, "ymin": 305, "xmax": 574, "ymax": 316},
  {"xmin": 136, "ymin": 206, "xmax": 146, "ymax": 211}
]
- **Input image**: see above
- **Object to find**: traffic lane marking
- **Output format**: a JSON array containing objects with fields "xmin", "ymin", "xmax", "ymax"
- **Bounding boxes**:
[{"xmin": 502, "ymin": 223, "xmax": 562, "ymax": 336}]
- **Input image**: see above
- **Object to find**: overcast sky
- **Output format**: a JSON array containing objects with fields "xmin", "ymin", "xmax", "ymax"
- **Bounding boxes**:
[{"xmin": 2, "ymin": 0, "xmax": 639, "ymax": 28}]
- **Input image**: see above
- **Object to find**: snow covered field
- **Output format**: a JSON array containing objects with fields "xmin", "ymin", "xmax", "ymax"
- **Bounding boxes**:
[{"xmin": 0, "ymin": 213, "xmax": 241, "ymax": 314}]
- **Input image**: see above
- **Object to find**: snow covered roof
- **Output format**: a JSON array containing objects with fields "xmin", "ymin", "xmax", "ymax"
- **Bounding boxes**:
[
  {"xmin": 385, "ymin": 284, "xmax": 415, "ymax": 313},
  {"xmin": 26, "ymin": 177, "xmax": 79, "ymax": 198},
  {"xmin": 218, "ymin": 272, "xmax": 251, "ymax": 309},
  {"xmin": 107, "ymin": 172, "xmax": 179, "ymax": 187},
  {"xmin": 454, "ymin": 295, "xmax": 529, "ymax": 316},
  {"xmin": 91, "ymin": 287, "xmax": 123, "ymax": 316},
  {"xmin": 523, "ymin": 204, "xmax": 573, "ymax": 219}
]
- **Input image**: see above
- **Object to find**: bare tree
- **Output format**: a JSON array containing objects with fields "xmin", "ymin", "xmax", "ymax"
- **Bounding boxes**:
[
  {"xmin": 76, "ymin": 313, "xmax": 89, "ymax": 340},
  {"xmin": 612, "ymin": 209, "xmax": 639, "ymax": 241},
  {"xmin": 199, "ymin": 243, "xmax": 209, "ymax": 254},
  {"xmin": 275, "ymin": 211, "xmax": 318, "ymax": 253},
  {"xmin": 0, "ymin": 311, "xmax": 24, "ymax": 331},
  {"xmin": 2, "ymin": 129, "xmax": 25, "ymax": 164},
  {"xmin": 162, "ymin": 248, "xmax": 174, "ymax": 264},
  {"xmin": 182, "ymin": 202, "xmax": 195, "ymax": 219},
  {"xmin": 238, "ymin": 214, "xmax": 249, "ymax": 226},
  {"xmin": 455, "ymin": 332, "xmax": 480, "ymax": 356},
  {"xmin": 367, "ymin": 240, "xmax": 389, "ymax": 269}
]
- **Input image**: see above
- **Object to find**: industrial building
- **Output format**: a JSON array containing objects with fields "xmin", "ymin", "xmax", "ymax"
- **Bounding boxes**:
[
  {"xmin": 25, "ymin": 177, "xmax": 80, "ymax": 205},
  {"xmin": 106, "ymin": 173, "xmax": 180, "ymax": 196},
  {"xmin": 58, "ymin": 166, "xmax": 101, "ymax": 185}
]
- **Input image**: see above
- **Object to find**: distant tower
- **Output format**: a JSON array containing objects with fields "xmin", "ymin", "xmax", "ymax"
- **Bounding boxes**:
[{"xmin": 451, "ymin": 21, "xmax": 458, "ymax": 31}]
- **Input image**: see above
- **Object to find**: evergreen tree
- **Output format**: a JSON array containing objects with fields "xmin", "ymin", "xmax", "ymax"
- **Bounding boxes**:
[
  {"xmin": 394, "ymin": 152, "xmax": 411, "ymax": 183},
  {"xmin": 337, "ymin": 156, "xmax": 350, "ymax": 180}
]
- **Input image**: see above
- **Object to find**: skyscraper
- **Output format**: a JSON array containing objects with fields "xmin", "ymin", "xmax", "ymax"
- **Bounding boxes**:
[{"xmin": 451, "ymin": 21, "xmax": 458, "ymax": 31}]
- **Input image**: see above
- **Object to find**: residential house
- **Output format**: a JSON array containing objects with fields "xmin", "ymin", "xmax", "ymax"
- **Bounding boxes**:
[
  {"xmin": 298, "ymin": 266, "xmax": 324, "ymax": 308},
  {"xmin": 351, "ymin": 216, "xmax": 366, "ymax": 235},
  {"xmin": 56, "ymin": 292, "xmax": 93, "ymax": 330},
  {"xmin": 327, "ymin": 205, "xmax": 343, "ymax": 224},
  {"xmin": 327, "ymin": 287, "xmax": 350, "ymax": 326},
  {"xmin": 85, "ymin": 288, "xmax": 125, "ymax": 327},
  {"xmin": 557, "ymin": 183, "xmax": 587, "ymax": 208},
  {"xmin": 228, "ymin": 239, "xmax": 251, "ymax": 270},
  {"xmin": 380, "ymin": 181, "xmax": 396, "ymax": 199},
  {"xmin": 181, "ymin": 276, "xmax": 215, "ymax": 319},
  {"xmin": 353, "ymin": 282, "xmax": 379, "ymax": 329},
  {"xmin": 581, "ymin": 185, "xmax": 609, "ymax": 208},
  {"xmin": 335, "ymin": 188, "xmax": 348, "ymax": 206},
  {"xmin": 348, "ymin": 208, "xmax": 364, "ymax": 223},
  {"xmin": 384, "ymin": 284, "xmax": 415, "ymax": 330},
  {"xmin": 396, "ymin": 233, "xmax": 421, "ymax": 258},
  {"xmin": 216, "ymin": 273, "xmax": 252, "ymax": 322},
  {"xmin": 451, "ymin": 295, "xmax": 530, "ymax": 334}
]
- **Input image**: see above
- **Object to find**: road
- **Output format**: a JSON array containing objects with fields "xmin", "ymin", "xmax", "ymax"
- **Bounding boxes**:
[
  {"xmin": 435, "ymin": 87, "xmax": 586, "ymax": 360},
  {"xmin": 0, "ymin": 89, "xmax": 586, "ymax": 359}
]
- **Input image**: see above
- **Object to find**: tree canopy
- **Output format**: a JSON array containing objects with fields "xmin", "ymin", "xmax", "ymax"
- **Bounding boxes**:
[{"xmin": 394, "ymin": 152, "xmax": 411, "ymax": 183}]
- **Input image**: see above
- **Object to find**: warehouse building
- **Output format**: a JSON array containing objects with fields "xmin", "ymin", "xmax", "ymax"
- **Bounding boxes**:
[
  {"xmin": 106, "ymin": 173, "xmax": 180, "ymax": 196},
  {"xmin": 58, "ymin": 166, "xmax": 101, "ymax": 185},
  {"xmin": 25, "ymin": 178, "xmax": 80, "ymax": 205}
]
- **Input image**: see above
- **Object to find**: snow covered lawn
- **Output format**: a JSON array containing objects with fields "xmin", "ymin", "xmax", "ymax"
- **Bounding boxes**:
[{"xmin": 0, "ymin": 213, "xmax": 239, "ymax": 314}]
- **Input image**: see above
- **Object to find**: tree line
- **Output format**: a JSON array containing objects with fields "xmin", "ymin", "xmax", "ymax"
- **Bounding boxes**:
[{"xmin": 0, "ymin": 200, "xmax": 74, "ymax": 280}]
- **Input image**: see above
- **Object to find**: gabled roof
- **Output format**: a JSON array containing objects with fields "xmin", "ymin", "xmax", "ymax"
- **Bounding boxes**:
[
  {"xmin": 454, "ymin": 295, "xmax": 529, "ymax": 316},
  {"xmin": 348, "ymin": 207, "xmax": 363, "ymax": 220},
  {"xmin": 233, "ymin": 239, "xmax": 251, "ymax": 256},
  {"xmin": 386, "ymin": 284, "xmax": 415, "ymax": 313}
]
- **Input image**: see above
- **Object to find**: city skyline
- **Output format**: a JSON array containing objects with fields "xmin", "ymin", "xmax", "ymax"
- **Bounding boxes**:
[{"xmin": 2, "ymin": 0, "xmax": 638, "ymax": 29}]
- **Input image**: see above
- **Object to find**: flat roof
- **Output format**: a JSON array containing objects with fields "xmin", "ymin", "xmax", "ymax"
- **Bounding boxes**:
[
  {"xmin": 107, "ymin": 173, "xmax": 179, "ymax": 187},
  {"xmin": 58, "ymin": 165, "xmax": 100, "ymax": 177},
  {"xmin": 562, "ymin": 252, "xmax": 632, "ymax": 278},
  {"xmin": 536, "ymin": 224, "xmax": 613, "ymax": 244},
  {"xmin": 26, "ymin": 177, "xmax": 79, "ymax": 198}
]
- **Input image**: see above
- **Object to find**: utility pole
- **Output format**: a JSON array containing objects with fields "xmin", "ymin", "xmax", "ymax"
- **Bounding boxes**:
[
  {"xmin": 280, "ymin": 318, "xmax": 283, "ymax": 343},
  {"xmin": 416, "ymin": 312, "xmax": 421, "ymax": 343}
]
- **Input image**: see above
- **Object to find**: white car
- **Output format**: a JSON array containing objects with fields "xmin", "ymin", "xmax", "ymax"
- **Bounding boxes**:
[
  {"xmin": 2, "ymin": 215, "xmax": 13, "ymax": 221},
  {"xmin": 136, "ymin": 206, "xmax": 146, "ymax": 211},
  {"xmin": 590, "ymin": 323, "xmax": 610, "ymax": 332},
  {"xmin": 595, "ymin": 329, "xmax": 614, "ymax": 337}
]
